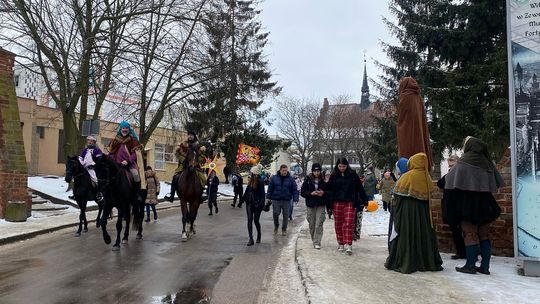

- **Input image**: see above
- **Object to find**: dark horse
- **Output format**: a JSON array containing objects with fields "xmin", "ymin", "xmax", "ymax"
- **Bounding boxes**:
[
  {"xmin": 176, "ymin": 147, "xmax": 204, "ymax": 241},
  {"xmin": 94, "ymin": 155, "xmax": 144, "ymax": 250},
  {"xmin": 65, "ymin": 156, "xmax": 104, "ymax": 236}
]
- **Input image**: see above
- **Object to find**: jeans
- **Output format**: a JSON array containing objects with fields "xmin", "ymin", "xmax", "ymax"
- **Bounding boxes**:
[
  {"xmin": 246, "ymin": 203, "xmax": 262, "ymax": 240},
  {"xmin": 272, "ymin": 200, "xmax": 290, "ymax": 230},
  {"xmin": 145, "ymin": 204, "xmax": 157, "ymax": 220}
]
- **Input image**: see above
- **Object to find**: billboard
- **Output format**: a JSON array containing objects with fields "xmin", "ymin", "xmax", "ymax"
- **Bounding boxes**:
[{"xmin": 507, "ymin": 0, "xmax": 540, "ymax": 259}]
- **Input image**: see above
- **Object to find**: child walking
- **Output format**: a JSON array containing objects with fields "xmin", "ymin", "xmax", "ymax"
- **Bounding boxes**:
[
  {"xmin": 207, "ymin": 171, "xmax": 219, "ymax": 215},
  {"xmin": 144, "ymin": 166, "xmax": 160, "ymax": 222}
]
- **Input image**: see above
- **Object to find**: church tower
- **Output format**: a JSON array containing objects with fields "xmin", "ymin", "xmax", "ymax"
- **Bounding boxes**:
[{"xmin": 360, "ymin": 54, "xmax": 370, "ymax": 110}]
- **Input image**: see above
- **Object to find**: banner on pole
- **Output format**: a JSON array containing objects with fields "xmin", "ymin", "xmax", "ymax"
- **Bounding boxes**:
[{"xmin": 507, "ymin": 0, "xmax": 540, "ymax": 259}]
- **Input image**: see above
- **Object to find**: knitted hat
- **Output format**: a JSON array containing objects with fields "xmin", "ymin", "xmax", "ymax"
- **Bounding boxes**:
[{"xmin": 250, "ymin": 164, "xmax": 262, "ymax": 175}]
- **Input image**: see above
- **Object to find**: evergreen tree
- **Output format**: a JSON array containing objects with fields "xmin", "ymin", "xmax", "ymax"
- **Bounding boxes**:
[
  {"xmin": 374, "ymin": 0, "xmax": 508, "ymax": 174},
  {"xmin": 186, "ymin": 0, "xmax": 280, "ymax": 171}
]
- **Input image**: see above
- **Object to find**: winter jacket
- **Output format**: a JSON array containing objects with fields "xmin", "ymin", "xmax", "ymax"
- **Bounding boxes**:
[
  {"xmin": 207, "ymin": 175, "xmax": 219, "ymax": 202},
  {"xmin": 379, "ymin": 178, "xmax": 395, "ymax": 203},
  {"xmin": 145, "ymin": 169, "xmax": 160, "ymax": 205},
  {"xmin": 327, "ymin": 171, "xmax": 368, "ymax": 210},
  {"xmin": 243, "ymin": 179, "xmax": 266, "ymax": 211},
  {"xmin": 267, "ymin": 172, "xmax": 299, "ymax": 202},
  {"xmin": 232, "ymin": 174, "xmax": 243, "ymax": 193},
  {"xmin": 301, "ymin": 175, "xmax": 327, "ymax": 208},
  {"xmin": 363, "ymin": 172, "xmax": 378, "ymax": 196}
]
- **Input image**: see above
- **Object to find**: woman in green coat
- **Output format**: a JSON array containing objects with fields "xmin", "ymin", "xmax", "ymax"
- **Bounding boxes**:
[{"xmin": 385, "ymin": 153, "xmax": 443, "ymax": 274}]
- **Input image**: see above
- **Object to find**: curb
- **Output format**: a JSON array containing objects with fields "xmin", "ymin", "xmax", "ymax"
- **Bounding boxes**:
[
  {"xmin": 0, "ymin": 198, "xmax": 235, "ymax": 246},
  {"xmin": 294, "ymin": 222, "xmax": 313, "ymax": 304}
]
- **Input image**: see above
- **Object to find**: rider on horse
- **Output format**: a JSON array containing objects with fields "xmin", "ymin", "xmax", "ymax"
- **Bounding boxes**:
[
  {"xmin": 74, "ymin": 136, "xmax": 104, "ymax": 201},
  {"xmin": 107, "ymin": 121, "xmax": 143, "ymax": 198},
  {"xmin": 167, "ymin": 130, "xmax": 207, "ymax": 202}
]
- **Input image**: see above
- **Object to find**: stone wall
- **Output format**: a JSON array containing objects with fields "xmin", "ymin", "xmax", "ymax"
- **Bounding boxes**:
[
  {"xmin": 431, "ymin": 148, "xmax": 514, "ymax": 257},
  {"xmin": 0, "ymin": 48, "xmax": 30, "ymax": 218}
]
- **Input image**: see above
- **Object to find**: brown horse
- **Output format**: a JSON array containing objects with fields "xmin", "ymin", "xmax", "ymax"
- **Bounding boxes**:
[{"xmin": 175, "ymin": 146, "xmax": 204, "ymax": 241}]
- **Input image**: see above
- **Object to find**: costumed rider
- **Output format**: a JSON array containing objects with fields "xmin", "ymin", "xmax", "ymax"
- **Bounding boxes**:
[
  {"xmin": 167, "ymin": 130, "xmax": 208, "ymax": 202},
  {"xmin": 78, "ymin": 135, "xmax": 103, "ymax": 201},
  {"xmin": 108, "ymin": 121, "xmax": 144, "ymax": 201}
]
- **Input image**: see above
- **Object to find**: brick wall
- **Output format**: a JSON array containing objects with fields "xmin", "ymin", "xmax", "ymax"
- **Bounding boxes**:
[
  {"xmin": 431, "ymin": 148, "xmax": 514, "ymax": 257},
  {"xmin": 0, "ymin": 48, "xmax": 30, "ymax": 218}
]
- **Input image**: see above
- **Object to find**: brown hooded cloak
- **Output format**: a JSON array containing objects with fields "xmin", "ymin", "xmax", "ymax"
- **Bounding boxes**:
[{"xmin": 397, "ymin": 77, "xmax": 433, "ymax": 171}]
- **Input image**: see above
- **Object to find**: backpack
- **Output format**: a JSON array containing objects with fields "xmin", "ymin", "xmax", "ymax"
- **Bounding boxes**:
[{"xmin": 232, "ymin": 175, "xmax": 238, "ymax": 186}]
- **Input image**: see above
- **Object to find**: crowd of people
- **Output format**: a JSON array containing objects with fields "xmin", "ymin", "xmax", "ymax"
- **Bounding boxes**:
[{"xmin": 75, "ymin": 75, "xmax": 504, "ymax": 277}]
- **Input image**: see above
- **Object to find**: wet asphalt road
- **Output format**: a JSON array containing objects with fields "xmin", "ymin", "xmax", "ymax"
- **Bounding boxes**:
[{"xmin": 0, "ymin": 200, "xmax": 306, "ymax": 304}]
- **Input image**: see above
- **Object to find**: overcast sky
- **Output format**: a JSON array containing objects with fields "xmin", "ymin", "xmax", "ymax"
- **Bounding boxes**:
[{"xmin": 259, "ymin": 0, "xmax": 396, "ymax": 103}]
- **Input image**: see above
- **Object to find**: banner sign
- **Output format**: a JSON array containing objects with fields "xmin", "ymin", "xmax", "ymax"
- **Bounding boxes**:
[{"xmin": 507, "ymin": 0, "xmax": 540, "ymax": 259}]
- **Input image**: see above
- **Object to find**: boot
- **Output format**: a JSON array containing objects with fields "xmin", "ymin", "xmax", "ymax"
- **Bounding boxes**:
[
  {"xmin": 214, "ymin": 202, "xmax": 218, "ymax": 214},
  {"xmin": 168, "ymin": 174, "xmax": 178, "ymax": 202},
  {"xmin": 455, "ymin": 245, "xmax": 478, "ymax": 274},
  {"xmin": 477, "ymin": 239, "xmax": 492, "ymax": 275},
  {"xmin": 256, "ymin": 232, "xmax": 261, "ymax": 243},
  {"xmin": 247, "ymin": 238, "xmax": 254, "ymax": 246}
]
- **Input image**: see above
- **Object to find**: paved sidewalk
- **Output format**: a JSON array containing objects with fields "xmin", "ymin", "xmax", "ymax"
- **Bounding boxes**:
[{"xmin": 293, "ymin": 212, "xmax": 540, "ymax": 304}]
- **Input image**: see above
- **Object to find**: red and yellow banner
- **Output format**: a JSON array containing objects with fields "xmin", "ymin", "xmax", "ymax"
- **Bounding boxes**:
[{"xmin": 236, "ymin": 143, "xmax": 261, "ymax": 165}]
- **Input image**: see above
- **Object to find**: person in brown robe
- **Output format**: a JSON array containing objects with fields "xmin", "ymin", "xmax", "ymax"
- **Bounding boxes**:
[{"xmin": 396, "ymin": 77, "xmax": 433, "ymax": 171}]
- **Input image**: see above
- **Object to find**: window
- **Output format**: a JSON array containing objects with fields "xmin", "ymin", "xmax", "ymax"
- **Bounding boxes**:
[
  {"xmin": 14, "ymin": 75, "xmax": 19, "ymax": 87},
  {"xmin": 36, "ymin": 126, "xmax": 45, "ymax": 139},
  {"xmin": 101, "ymin": 138, "xmax": 112, "ymax": 149},
  {"xmin": 154, "ymin": 143, "xmax": 176, "ymax": 170}
]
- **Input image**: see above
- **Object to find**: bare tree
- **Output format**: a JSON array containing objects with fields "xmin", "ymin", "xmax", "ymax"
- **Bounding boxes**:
[
  {"xmin": 114, "ymin": 0, "xmax": 215, "ymax": 145},
  {"xmin": 0, "ymin": 0, "xmax": 156, "ymax": 156},
  {"xmin": 274, "ymin": 97, "xmax": 320, "ymax": 175}
]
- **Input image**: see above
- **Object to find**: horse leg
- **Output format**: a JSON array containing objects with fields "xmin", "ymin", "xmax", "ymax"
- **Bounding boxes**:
[
  {"xmin": 181, "ymin": 200, "xmax": 189, "ymax": 241},
  {"xmin": 96, "ymin": 201, "xmax": 103, "ymax": 228},
  {"xmin": 82, "ymin": 200, "xmax": 88, "ymax": 232},
  {"xmin": 190, "ymin": 201, "xmax": 200, "ymax": 235},
  {"xmin": 122, "ymin": 206, "xmax": 131, "ymax": 244},
  {"xmin": 101, "ymin": 204, "xmax": 113, "ymax": 245},
  {"xmin": 113, "ymin": 209, "xmax": 123, "ymax": 250},
  {"xmin": 76, "ymin": 199, "xmax": 83, "ymax": 236}
]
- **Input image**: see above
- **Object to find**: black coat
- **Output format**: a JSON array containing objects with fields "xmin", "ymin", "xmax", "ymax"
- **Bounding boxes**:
[
  {"xmin": 301, "ymin": 175, "xmax": 327, "ymax": 208},
  {"xmin": 327, "ymin": 171, "xmax": 368, "ymax": 210},
  {"xmin": 232, "ymin": 174, "xmax": 243, "ymax": 193},
  {"xmin": 207, "ymin": 175, "xmax": 219, "ymax": 202},
  {"xmin": 243, "ymin": 179, "xmax": 266, "ymax": 211}
]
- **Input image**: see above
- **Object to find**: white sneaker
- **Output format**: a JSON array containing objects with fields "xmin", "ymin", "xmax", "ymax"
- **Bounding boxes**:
[
  {"xmin": 314, "ymin": 244, "xmax": 321, "ymax": 250},
  {"xmin": 345, "ymin": 245, "xmax": 352, "ymax": 255},
  {"xmin": 337, "ymin": 245, "xmax": 344, "ymax": 252}
]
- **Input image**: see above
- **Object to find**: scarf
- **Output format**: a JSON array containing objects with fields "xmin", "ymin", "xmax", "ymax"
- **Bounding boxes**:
[
  {"xmin": 393, "ymin": 153, "xmax": 432, "ymax": 201},
  {"xmin": 445, "ymin": 137, "xmax": 504, "ymax": 192}
]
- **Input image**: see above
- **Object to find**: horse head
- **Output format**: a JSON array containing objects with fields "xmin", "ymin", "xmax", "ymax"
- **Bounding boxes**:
[
  {"xmin": 184, "ymin": 144, "xmax": 200, "ymax": 170},
  {"xmin": 65, "ymin": 155, "xmax": 82, "ymax": 183},
  {"xmin": 93, "ymin": 155, "xmax": 118, "ymax": 186}
]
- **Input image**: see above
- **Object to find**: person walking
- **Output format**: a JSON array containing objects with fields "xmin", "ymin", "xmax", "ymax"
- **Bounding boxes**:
[
  {"xmin": 445, "ymin": 137, "xmax": 504, "ymax": 275},
  {"xmin": 326, "ymin": 158, "xmax": 368, "ymax": 255},
  {"xmin": 323, "ymin": 170, "xmax": 333, "ymax": 219},
  {"xmin": 385, "ymin": 153, "xmax": 443, "ymax": 274},
  {"xmin": 223, "ymin": 166, "xmax": 231, "ymax": 184},
  {"xmin": 363, "ymin": 165, "xmax": 378, "ymax": 201},
  {"xmin": 379, "ymin": 171, "xmax": 396, "ymax": 212},
  {"xmin": 387, "ymin": 157, "xmax": 408, "ymax": 252},
  {"xmin": 266, "ymin": 165, "xmax": 299, "ymax": 236},
  {"xmin": 144, "ymin": 166, "xmax": 160, "ymax": 222},
  {"xmin": 301, "ymin": 163, "xmax": 327, "ymax": 249},
  {"xmin": 437, "ymin": 154, "xmax": 466, "ymax": 260},
  {"xmin": 243, "ymin": 164, "xmax": 265, "ymax": 246},
  {"xmin": 231, "ymin": 172, "xmax": 244, "ymax": 208},
  {"xmin": 207, "ymin": 171, "xmax": 219, "ymax": 215}
]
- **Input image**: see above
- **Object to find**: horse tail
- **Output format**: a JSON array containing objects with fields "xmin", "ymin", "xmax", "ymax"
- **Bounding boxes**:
[{"xmin": 132, "ymin": 205, "xmax": 142, "ymax": 231}]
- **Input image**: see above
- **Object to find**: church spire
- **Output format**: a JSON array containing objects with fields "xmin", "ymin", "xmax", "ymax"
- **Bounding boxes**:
[{"xmin": 360, "ymin": 51, "xmax": 370, "ymax": 110}]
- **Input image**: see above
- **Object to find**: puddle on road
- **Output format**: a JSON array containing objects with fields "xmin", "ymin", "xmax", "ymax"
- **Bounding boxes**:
[{"xmin": 153, "ymin": 287, "xmax": 210, "ymax": 304}]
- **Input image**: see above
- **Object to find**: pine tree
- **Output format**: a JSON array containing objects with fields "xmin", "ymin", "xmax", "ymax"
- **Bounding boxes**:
[
  {"xmin": 186, "ymin": 0, "xmax": 280, "ymax": 170},
  {"xmin": 374, "ymin": 0, "xmax": 508, "ymax": 173}
]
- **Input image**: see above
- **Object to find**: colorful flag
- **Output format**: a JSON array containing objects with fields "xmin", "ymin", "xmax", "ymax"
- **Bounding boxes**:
[{"xmin": 236, "ymin": 143, "xmax": 261, "ymax": 165}]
